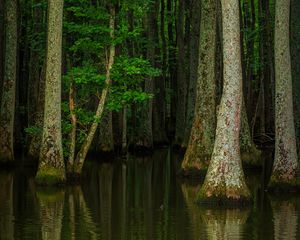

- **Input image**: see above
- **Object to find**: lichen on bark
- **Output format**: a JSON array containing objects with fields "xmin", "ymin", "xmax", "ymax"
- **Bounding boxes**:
[
  {"xmin": 269, "ymin": 0, "xmax": 300, "ymax": 190},
  {"xmin": 181, "ymin": 0, "xmax": 217, "ymax": 176},
  {"xmin": 36, "ymin": 0, "xmax": 66, "ymax": 185},
  {"xmin": 196, "ymin": 0, "xmax": 251, "ymax": 204}
]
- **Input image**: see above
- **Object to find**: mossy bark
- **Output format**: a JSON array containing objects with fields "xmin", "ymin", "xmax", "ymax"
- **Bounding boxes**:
[
  {"xmin": 36, "ymin": 0, "xmax": 65, "ymax": 185},
  {"xmin": 0, "ymin": 0, "xmax": 17, "ymax": 163},
  {"xmin": 181, "ymin": 0, "xmax": 217, "ymax": 175},
  {"xmin": 269, "ymin": 0, "xmax": 300, "ymax": 189},
  {"xmin": 197, "ymin": 0, "xmax": 251, "ymax": 204}
]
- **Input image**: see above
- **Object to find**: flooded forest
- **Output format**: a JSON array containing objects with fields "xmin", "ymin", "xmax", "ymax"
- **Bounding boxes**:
[{"xmin": 0, "ymin": 0, "xmax": 300, "ymax": 239}]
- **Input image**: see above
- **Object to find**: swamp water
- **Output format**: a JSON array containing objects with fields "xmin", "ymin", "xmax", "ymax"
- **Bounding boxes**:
[{"xmin": 0, "ymin": 148, "xmax": 299, "ymax": 240}]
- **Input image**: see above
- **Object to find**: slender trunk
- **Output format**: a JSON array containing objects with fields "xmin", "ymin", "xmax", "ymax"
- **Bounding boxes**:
[
  {"xmin": 0, "ymin": 0, "xmax": 17, "ymax": 163},
  {"xmin": 121, "ymin": 107, "xmax": 127, "ymax": 153},
  {"xmin": 36, "ymin": 0, "xmax": 65, "ymax": 185},
  {"xmin": 181, "ymin": 0, "xmax": 217, "ymax": 175},
  {"xmin": 98, "ymin": 108, "xmax": 114, "ymax": 153},
  {"xmin": 197, "ymin": 0, "xmax": 251, "ymax": 204},
  {"xmin": 0, "ymin": 0, "xmax": 4, "ymax": 99},
  {"xmin": 269, "ymin": 0, "xmax": 299, "ymax": 188},
  {"xmin": 174, "ymin": 0, "xmax": 187, "ymax": 145},
  {"xmin": 182, "ymin": 0, "xmax": 201, "ymax": 148},
  {"xmin": 74, "ymin": 5, "xmax": 115, "ymax": 174}
]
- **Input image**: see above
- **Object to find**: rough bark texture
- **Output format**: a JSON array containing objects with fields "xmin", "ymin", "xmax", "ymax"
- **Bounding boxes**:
[
  {"xmin": 181, "ymin": 0, "xmax": 217, "ymax": 175},
  {"xmin": 36, "ymin": 0, "xmax": 65, "ymax": 185},
  {"xmin": 74, "ymin": 6, "xmax": 115, "ymax": 174},
  {"xmin": 291, "ymin": 0, "xmax": 300, "ymax": 145},
  {"xmin": 269, "ymin": 0, "xmax": 300, "ymax": 188},
  {"xmin": 197, "ymin": 0, "xmax": 251, "ymax": 204},
  {"xmin": 174, "ymin": 0, "xmax": 187, "ymax": 145},
  {"xmin": 182, "ymin": 0, "xmax": 201, "ymax": 148},
  {"xmin": 0, "ymin": 0, "xmax": 4, "ymax": 99},
  {"xmin": 0, "ymin": 0, "xmax": 17, "ymax": 163},
  {"xmin": 28, "ymin": 62, "xmax": 46, "ymax": 159}
]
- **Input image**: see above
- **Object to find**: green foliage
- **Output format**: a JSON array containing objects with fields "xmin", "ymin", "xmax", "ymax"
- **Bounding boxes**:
[
  {"xmin": 24, "ymin": 125, "xmax": 43, "ymax": 137},
  {"xmin": 107, "ymin": 56, "xmax": 160, "ymax": 111}
]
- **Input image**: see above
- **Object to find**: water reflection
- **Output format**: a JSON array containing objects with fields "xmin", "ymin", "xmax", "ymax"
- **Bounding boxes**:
[
  {"xmin": 0, "ymin": 172, "xmax": 14, "ymax": 240},
  {"xmin": 2, "ymin": 150, "xmax": 300, "ymax": 239},
  {"xmin": 271, "ymin": 197, "xmax": 299, "ymax": 240},
  {"xmin": 37, "ymin": 188, "xmax": 65, "ymax": 240}
]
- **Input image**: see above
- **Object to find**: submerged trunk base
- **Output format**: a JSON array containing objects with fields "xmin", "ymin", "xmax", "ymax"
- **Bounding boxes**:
[
  {"xmin": 196, "ymin": 184, "xmax": 252, "ymax": 206},
  {"xmin": 268, "ymin": 171, "xmax": 300, "ymax": 193},
  {"xmin": 35, "ymin": 166, "xmax": 65, "ymax": 186},
  {"xmin": 180, "ymin": 152, "xmax": 210, "ymax": 177}
]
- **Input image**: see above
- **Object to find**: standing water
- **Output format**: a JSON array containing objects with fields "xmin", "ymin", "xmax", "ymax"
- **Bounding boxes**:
[{"xmin": 0, "ymin": 148, "xmax": 299, "ymax": 239}]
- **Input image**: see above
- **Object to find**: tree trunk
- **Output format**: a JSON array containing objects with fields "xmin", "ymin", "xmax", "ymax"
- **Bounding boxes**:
[
  {"xmin": 36, "ymin": 0, "xmax": 65, "ymax": 185},
  {"xmin": 0, "ymin": 0, "xmax": 17, "ymax": 163},
  {"xmin": 182, "ymin": 0, "xmax": 201, "ymax": 148},
  {"xmin": 74, "ymin": 5, "xmax": 115, "ymax": 174},
  {"xmin": 0, "ymin": 0, "xmax": 4, "ymax": 99},
  {"xmin": 174, "ymin": 0, "xmax": 187, "ymax": 145},
  {"xmin": 197, "ymin": 0, "xmax": 251, "ymax": 204},
  {"xmin": 98, "ymin": 108, "xmax": 114, "ymax": 153},
  {"xmin": 269, "ymin": 0, "xmax": 299, "ymax": 189},
  {"xmin": 181, "ymin": 0, "xmax": 217, "ymax": 175},
  {"xmin": 291, "ymin": 0, "xmax": 300, "ymax": 146}
]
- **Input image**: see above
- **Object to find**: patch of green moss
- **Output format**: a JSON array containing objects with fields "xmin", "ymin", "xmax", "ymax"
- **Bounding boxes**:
[{"xmin": 35, "ymin": 167, "xmax": 65, "ymax": 186}]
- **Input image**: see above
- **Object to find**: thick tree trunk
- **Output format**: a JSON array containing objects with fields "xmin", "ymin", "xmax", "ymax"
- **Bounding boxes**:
[
  {"xmin": 269, "ymin": 0, "xmax": 299, "ymax": 189},
  {"xmin": 181, "ymin": 0, "xmax": 217, "ymax": 175},
  {"xmin": 182, "ymin": 0, "xmax": 201, "ymax": 148},
  {"xmin": 0, "ymin": 0, "xmax": 17, "ymax": 163},
  {"xmin": 36, "ymin": 0, "xmax": 65, "ymax": 185},
  {"xmin": 74, "ymin": 5, "xmax": 115, "ymax": 174},
  {"xmin": 0, "ymin": 0, "xmax": 4, "ymax": 99},
  {"xmin": 174, "ymin": 0, "xmax": 187, "ymax": 145},
  {"xmin": 197, "ymin": 0, "xmax": 251, "ymax": 204},
  {"xmin": 291, "ymin": 0, "xmax": 300, "ymax": 146}
]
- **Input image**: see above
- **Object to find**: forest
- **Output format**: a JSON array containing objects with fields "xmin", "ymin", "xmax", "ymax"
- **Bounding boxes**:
[{"xmin": 0, "ymin": 0, "xmax": 300, "ymax": 238}]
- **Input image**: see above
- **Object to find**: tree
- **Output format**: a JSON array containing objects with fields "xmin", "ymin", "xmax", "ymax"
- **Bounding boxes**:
[
  {"xmin": 197, "ymin": 0, "xmax": 251, "ymax": 204},
  {"xmin": 269, "ymin": 0, "xmax": 300, "ymax": 189},
  {"xmin": 35, "ymin": 0, "xmax": 65, "ymax": 185},
  {"xmin": 181, "ymin": 0, "xmax": 217, "ymax": 175},
  {"xmin": 0, "ymin": 0, "xmax": 17, "ymax": 163}
]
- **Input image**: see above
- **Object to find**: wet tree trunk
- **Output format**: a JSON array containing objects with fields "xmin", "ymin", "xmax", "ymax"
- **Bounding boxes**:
[
  {"xmin": 197, "ymin": 0, "xmax": 251, "ymax": 204},
  {"xmin": 36, "ymin": 0, "xmax": 65, "ymax": 185},
  {"xmin": 74, "ymin": 5, "xmax": 115, "ymax": 174},
  {"xmin": 269, "ymin": 0, "xmax": 299, "ymax": 189},
  {"xmin": 174, "ymin": 0, "xmax": 187, "ymax": 145},
  {"xmin": 0, "ymin": 0, "xmax": 17, "ymax": 163},
  {"xmin": 182, "ymin": 0, "xmax": 201, "ymax": 148},
  {"xmin": 181, "ymin": 0, "xmax": 217, "ymax": 175}
]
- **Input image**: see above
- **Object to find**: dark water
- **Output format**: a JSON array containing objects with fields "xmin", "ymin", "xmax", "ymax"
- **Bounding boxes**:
[{"xmin": 0, "ymin": 148, "xmax": 300, "ymax": 240}]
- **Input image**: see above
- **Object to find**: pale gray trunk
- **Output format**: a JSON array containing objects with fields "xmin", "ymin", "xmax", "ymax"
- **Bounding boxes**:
[
  {"xmin": 270, "ymin": 0, "xmax": 299, "ymax": 186},
  {"xmin": 181, "ymin": 0, "xmax": 217, "ymax": 174},
  {"xmin": 197, "ymin": 0, "xmax": 250, "ymax": 203},
  {"xmin": 0, "ymin": 0, "xmax": 17, "ymax": 163},
  {"xmin": 36, "ymin": 0, "xmax": 65, "ymax": 184}
]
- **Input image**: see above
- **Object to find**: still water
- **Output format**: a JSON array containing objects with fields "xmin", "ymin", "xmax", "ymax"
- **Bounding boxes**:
[{"xmin": 0, "ymin": 148, "xmax": 299, "ymax": 240}]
